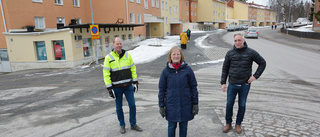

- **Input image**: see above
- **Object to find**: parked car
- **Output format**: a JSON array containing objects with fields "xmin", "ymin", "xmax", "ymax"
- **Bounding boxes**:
[
  {"xmin": 234, "ymin": 26, "xmax": 240, "ymax": 31},
  {"xmin": 240, "ymin": 24, "xmax": 248, "ymax": 30},
  {"xmin": 244, "ymin": 29, "xmax": 258, "ymax": 39},
  {"xmin": 227, "ymin": 26, "xmax": 235, "ymax": 31}
]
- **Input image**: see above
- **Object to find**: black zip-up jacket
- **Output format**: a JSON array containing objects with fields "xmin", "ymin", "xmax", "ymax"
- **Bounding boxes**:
[{"xmin": 221, "ymin": 42, "xmax": 266, "ymax": 85}]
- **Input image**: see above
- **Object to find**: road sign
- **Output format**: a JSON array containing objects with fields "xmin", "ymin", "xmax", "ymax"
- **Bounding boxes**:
[
  {"xmin": 91, "ymin": 35, "xmax": 100, "ymax": 40},
  {"xmin": 90, "ymin": 25, "xmax": 100, "ymax": 36}
]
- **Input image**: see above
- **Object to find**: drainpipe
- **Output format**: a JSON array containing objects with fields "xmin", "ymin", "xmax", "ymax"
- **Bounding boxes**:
[
  {"xmin": 126, "ymin": 0, "xmax": 128, "ymax": 24},
  {"xmin": 0, "ymin": 0, "xmax": 7, "ymax": 32}
]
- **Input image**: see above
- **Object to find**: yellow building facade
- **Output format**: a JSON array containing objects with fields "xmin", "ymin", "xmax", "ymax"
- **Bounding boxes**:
[
  {"xmin": 213, "ymin": 0, "xmax": 227, "ymax": 29},
  {"xmin": 161, "ymin": 0, "xmax": 181, "ymax": 36},
  {"xmin": 4, "ymin": 24, "xmax": 141, "ymax": 72}
]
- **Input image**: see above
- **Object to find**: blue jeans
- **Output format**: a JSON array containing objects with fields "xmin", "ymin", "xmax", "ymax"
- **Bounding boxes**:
[
  {"xmin": 225, "ymin": 83, "xmax": 250, "ymax": 125},
  {"xmin": 114, "ymin": 85, "xmax": 136, "ymax": 127},
  {"xmin": 168, "ymin": 121, "xmax": 188, "ymax": 137}
]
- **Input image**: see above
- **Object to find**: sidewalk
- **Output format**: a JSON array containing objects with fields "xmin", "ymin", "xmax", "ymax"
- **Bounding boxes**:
[{"xmin": 258, "ymin": 28, "xmax": 320, "ymax": 53}]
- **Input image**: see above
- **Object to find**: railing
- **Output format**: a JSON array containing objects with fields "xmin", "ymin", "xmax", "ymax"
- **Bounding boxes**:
[{"xmin": 280, "ymin": 28, "xmax": 320, "ymax": 40}]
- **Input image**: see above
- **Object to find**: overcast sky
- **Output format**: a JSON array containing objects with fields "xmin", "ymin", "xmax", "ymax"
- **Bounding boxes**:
[
  {"xmin": 246, "ymin": 0, "xmax": 312, "ymax": 6},
  {"xmin": 247, "ymin": 0, "xmax": 267, "ymax": 6}
]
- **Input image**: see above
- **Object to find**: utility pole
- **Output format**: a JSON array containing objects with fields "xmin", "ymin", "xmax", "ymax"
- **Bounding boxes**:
[{"xmin": 90, "ymin": 0, "xmax": 99, "ymax": 65}]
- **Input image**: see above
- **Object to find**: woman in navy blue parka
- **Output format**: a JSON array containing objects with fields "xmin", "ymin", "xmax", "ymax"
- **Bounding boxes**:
[{"xmin": 158, "ymin": 46, "xmax": 199, "ymax": 137}]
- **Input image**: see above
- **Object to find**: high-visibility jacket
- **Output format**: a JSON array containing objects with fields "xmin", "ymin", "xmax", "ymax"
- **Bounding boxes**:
[
  {"xmin": 103, "ymin": 49, "xmax": 138, "ymax": 90},
  {"xmin": 180, "ymin": 32, "xmax": 188, "ymax": 44}
]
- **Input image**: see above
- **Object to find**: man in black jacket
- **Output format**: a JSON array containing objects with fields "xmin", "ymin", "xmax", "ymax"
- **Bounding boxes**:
[{"xmin": 220, "ymin": 33, "xmax": 266, "ymax": 134}]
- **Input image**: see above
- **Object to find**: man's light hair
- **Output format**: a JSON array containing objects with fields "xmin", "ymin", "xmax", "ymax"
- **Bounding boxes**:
[{"xmin": 233, "ymin": 33, "xmax": 245, "ymax": 39}]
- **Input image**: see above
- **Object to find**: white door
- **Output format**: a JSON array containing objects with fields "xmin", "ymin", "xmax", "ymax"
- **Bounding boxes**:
[{"xmin": 0, "ymin": 50, "xmax": 11, "ymax": 72}]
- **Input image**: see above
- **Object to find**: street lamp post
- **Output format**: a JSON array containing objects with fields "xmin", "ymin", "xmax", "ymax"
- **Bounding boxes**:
[{"xmin": 90, "ymin": 0, "xmax": 99, "ymax": 65}]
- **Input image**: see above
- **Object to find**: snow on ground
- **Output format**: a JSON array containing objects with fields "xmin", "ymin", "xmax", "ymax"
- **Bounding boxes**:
[{"xmin": 128, "ymin": 31, "xmax": 219, "ymax": 64}]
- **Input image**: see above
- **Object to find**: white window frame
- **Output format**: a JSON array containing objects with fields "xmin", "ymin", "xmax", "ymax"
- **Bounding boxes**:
[
  {"xmin": 186, "ymin": 1, "xmax": 188, "ymax": 7},
  {"xmin": 129, "ymin": 0, "xmax": 134, "ymax": 2},
  {"xmin": 156, "ymin": 0, "xmax": 159, "ymax": 8},
  {"xmin": 152, "ymin": 0, "xmax": 155, "ymax": 7},
  {"xmin": 195, "ymin": 12, "xmax": 196, "ymax": 16},
  {"xmin": 130, "ymin": 13, "xmax": 135, "ymax": 23},
  {"xmin": 165, "ymin": 2, "xmax": 167, "ymax": 10},
  {"xmin": 194, "ymin": 3, "xmax": 196, "ymax": 8},
  {"xmin": 137, "ymin": 13, "xmax": 141, "ymax": 24},
  {"xmin": 55, "ymin": 0, "xmax": 63, "ymax": 5},
  {"xmin": 162, "ymin": 1, "xmax": 164, "ymax": 10},
  {"xmin": 32, "ymin": 0, "xmax": 42, "ymax": 2},
  {"xmin": 57, "ymin": 17, "xmax": 65, "ymax": 25},
  {"xmin": 137, "ymin": 0, "xmax": 140, "ymax": 4},
  {"xmin": 166, "ymin": 17, "xmax": 168, "ymax": 25},
  {"xmin": 186, "ymin": 11, "xmax": 188, "ymax": 15},
  {"xmin": 34, "ymin": 17, "xmax": 45, "ymax": 29},
  {"xmin": 144, "ymin": 0, "xmax": 148, "ymax": 9},
  {"xmin": 73, "ymin": 0, "xmax": 80, "ymax": 7},
  {"xmin": 191, "ymin": 12, "xmax": 193, "ymax": 16}
]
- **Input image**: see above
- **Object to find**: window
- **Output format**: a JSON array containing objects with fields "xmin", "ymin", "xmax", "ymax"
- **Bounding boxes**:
[
  {"xmin": 194, "ymin": 3, "xmax": 196, "ymax": 8},
  {"xmin": 122, "ymin": 35, "xmax": 126, "ymax": 41},
  {"xmin": 55, "ymin": 0, "xmax": 63, "ymax": 5},
  {"xmin": 191, "ymin": 12, "xmax": 192, "ymax": 16},
  {"xmin": 129, "ymin": 0, "xmax": 133, "ymax": 2},
  {"xmin": 144, "ymin": 0, "xmax": 148, "ymax": 9},
  {"xmin": 186, "ymin": 1, "xmax": 188, "ymax": 7},
  {"xmin": 34, "ymin": 17, "xmax": 45, "ymax": 29},
  {"xmin": 53, "ymin": 40, "xmax": 65, "ymax": 60},
  {"xmin": 156, "ymin": 0, "xmax": 159, "ymax": 8},
  {"xmin": 35, "ymin": 41, "xmax": 47, "ymax": 61},
  {"xmin": 191, "ymin": 3, "xmax": 192, "ymax": 7},
  {"xmin": 137, "ymin": 13, "xmax": 141, "ymax": 24},
  {"xmin": 0, "ymin": 50, "xmax": 9, "ymax": 61},
  {"xmin": 170, "ymin": 7, "xmax": 171, "ymax": 14},
  {"xmin": 130, "ymin": 13, "xmax": 135, "ymax": 23},
  {"xmin": 57, "ymin": 17, "xmax": 65, "ymax": 25},
  {"xmin": 137, "ymin": 0, "xmax": 140, "ymax": 3},
  {"xmin": 128, "ymin": 34, "xmax": 132, "ymax": 40},
  {"xmin": 162, "ymin": 1, "xmax": 164, "ymax": 10},
  {"xmin": 32, "ymin": 0, "xmax": 42, "ymax": 2},
  {"xmin": 83, "ymin": 38, "xmax": 92, "ymax": 57},
  {"xmin": 186, "ymin": 11, "xmax": 188, "ymax": 15},
  {"xmin": 152, "ymin": 0, "xmax": 155, "ymax": 7},
  {"xmin": 166, "ymin": 17, "xmax": 168, "ymax": 25},
  {"xmin": 73, "ymin": 0, "xmax": 80, "ymax": 7},
  {"xmin": 195, "ymin": 12, "xmax": 196, "ymax": 16},
  {"xmin": 75, "ymin": 18, "xmax": 81, "ymax": 24},
  {"xmin": 173, "ymin": 6, "xmax": 175, "ymax": 12},
  {"xmin": 165, "ymin": 2, "xmax": 167, "ymax": 10}
]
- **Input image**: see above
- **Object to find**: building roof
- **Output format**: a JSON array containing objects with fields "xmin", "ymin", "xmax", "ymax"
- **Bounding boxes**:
[
  {"xmin": 63, "ymin": 23, "xmax": 144, "ymax": 29},
  {"xmin": 63, "ymin": 23, "xmax": 144, "ymax": 33}
]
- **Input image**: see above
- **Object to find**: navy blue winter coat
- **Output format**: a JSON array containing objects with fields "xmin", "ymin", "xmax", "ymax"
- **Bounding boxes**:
[{"xmin": 158, "ymin": 61, "xmax": 199, "ymax": 122}]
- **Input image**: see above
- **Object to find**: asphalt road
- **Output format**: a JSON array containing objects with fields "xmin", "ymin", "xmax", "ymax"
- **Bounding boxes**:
[{"xmin": 1, "ymin": 29, "xmax": 320, "ymax": 137}]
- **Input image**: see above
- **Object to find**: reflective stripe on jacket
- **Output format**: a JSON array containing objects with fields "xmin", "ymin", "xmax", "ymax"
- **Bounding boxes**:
[{"xmin": 103, "ymin": 50, "xmax": 138, "ymax": 89}]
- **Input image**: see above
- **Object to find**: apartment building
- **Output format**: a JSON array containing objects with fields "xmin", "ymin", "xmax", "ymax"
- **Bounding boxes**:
[
  {"xmin": 227, "ymin": 0, "xmax": 276, "ymax": 27},
  {"xmin": 213, "ymin": 0, "xmax": 226, "ymax": 29},
  {"xmin": 161, "ymin": 0, "xmax": 182, "ymax": 36},
  {"xmin": 0, "ymin": 0, "xmax": 143, "ymax": 72},
  {"xmin": 128, "ymin": 0, "xmax": 163, "ymax": 38},
  {"xmin": 179, "ymin": 0, "xmax": 198, "ymax": 31},
  {"xmin": 197, "ymin": 0, "xmax": 216, "ymax": 30}
]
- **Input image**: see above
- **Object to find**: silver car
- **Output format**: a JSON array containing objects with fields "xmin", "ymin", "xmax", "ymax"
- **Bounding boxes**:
[{"xmin": 244, "ymin": 29, "xmax": 258, "ymax": 39}]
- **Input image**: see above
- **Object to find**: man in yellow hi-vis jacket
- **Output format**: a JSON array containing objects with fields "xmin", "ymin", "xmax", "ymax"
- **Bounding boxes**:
[{"xmin": 103, "ymin": 37, "xmax": 142, "ymax": 134}]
